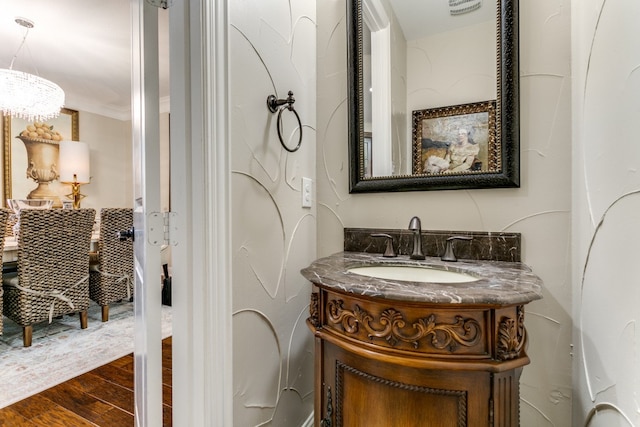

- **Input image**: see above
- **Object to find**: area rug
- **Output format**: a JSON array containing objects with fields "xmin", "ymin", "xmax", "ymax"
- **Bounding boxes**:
[{"xmin": 0, "ymin": 301, "xmax": 172, "ymax": 408}]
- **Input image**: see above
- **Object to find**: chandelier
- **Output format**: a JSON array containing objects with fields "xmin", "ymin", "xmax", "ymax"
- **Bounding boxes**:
[{"xmin": 0, "ymin": 18, "xmax": 65, "ymax": 122}]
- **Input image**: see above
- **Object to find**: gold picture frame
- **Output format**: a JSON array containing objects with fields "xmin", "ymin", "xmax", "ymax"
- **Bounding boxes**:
[
  {"xmin": 2, "ymin": 108, "xmax": 79, "ymax": 204},
  {"xmin": 412, "ymin": 101, "xmax": 497, "ymax": 176}
]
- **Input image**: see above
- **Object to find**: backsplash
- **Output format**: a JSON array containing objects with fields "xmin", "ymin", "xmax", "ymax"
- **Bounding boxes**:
[{"xmin": 344, "ymin": 228, "xmax": 521, "ymax": 262}]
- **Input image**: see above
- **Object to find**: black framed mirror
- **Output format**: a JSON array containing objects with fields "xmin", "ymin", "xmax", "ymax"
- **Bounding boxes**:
[{"xmin": 348, "ymin": 0, "xmax": 519, "ymax": 192}]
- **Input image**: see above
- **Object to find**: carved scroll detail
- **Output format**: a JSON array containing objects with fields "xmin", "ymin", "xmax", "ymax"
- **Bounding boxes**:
[
  {"xmin": 327, "ymin": 299, "xmax": 481, "ymax": 351},
  {"xmin": 497, "ymin": 305, "xmax": 526, "ymax": 360},
  {"xmin": 309, "ymin": 292, "xmax": 320, "ymax": 327},
  {"xmin": 320, "ymin": 385, "xmax": 333, "ymax": 427}
]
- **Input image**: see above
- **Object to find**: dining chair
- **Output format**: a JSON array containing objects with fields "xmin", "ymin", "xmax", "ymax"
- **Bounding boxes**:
[
  {"xmin": 4, "ymin": 200, "xmax": 55, "ymax": 282},
  {"xmin": 0, "ymin": 208, "xmax": 10, "ymax": 335},
  {"xmin": 5, "ymin": 214, "xmax": 17, "ymax": 238},
  {"xmin": 89, "ymin": 208, "xmax": 134, "ymax": 322},
  {"xmin": 2, "ymin": 208, "xmax": 95, "ymax": 347},
  {"xmin": 5, "ymin": 199, "xmax": 54, "ymax": 238}
]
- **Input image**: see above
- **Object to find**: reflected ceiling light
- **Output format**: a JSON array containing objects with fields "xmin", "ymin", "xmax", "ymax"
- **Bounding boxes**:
[
  {"xmin": 0, "ymin": 18, "xmax": 65, "ymax": 122},
  {"xmin": 449, "ymin": 0, "xmax": 482, "ymax": 16}
]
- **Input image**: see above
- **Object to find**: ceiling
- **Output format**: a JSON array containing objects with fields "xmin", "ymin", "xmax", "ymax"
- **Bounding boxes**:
[
  {"xmin": 1, "ymin": 0, "xmax": 493, "ymax": 121},
  {"xmin": 388, "ymin": 0, "xmax": 496, "ymax": 41},
  {"xmin": 0, "ymin": 0, "xmax": 169, "ymax": 121}
]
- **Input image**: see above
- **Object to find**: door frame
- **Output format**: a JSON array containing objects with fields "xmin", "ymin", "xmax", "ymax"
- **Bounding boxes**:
[{"xmin": 169, "ymin": 0, "xmax": 233, "ymax": 425}]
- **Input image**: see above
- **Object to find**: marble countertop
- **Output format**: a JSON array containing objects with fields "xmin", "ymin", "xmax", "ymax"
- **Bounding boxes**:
[{"xmin": 301, "ymin": 252, "xmax": 544, "ymax": 305}]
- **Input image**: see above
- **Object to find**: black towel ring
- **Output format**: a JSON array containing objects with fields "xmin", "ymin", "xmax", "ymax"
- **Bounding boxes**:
[{"xmin": 266, "ymin": 90, "xmax": 303, "ymax": 153}]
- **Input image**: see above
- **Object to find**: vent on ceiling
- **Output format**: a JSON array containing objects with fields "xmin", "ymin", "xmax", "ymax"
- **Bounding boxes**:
[{"xmin": 449, "ymin": 0, "xmax": 482, "ymax": 16}]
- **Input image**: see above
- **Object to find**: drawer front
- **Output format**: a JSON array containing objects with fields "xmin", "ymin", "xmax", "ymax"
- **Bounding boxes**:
[{"xmin": 321, "ymin": 290, "xmax": 491, "ymax": 358}]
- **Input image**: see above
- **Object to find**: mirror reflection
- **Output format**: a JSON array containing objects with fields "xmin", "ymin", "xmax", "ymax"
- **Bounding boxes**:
[
  {"xmin": 361, "ymin": 0, "xmax": 497, "ymax": 178},
  {"xmin": 349, "ymin": 0, "xmax": 519, "ymax": 193}
]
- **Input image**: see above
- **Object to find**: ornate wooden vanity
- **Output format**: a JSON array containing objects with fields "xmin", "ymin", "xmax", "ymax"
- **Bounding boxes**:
[{"xmin": 303, "ymin": 251, "xmax": 543, "ymax": 427}]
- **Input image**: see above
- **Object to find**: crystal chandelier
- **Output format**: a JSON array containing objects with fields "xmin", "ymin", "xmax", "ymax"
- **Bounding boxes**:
[{"xmin": 0, "ymin": 18, "xmax": 65, "ymax": 122}]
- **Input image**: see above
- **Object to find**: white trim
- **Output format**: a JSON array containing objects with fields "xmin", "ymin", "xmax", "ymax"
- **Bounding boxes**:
[
  {"xmin": 369, "ymin": 26, "xmax": 392, "ymax": 176},
  {"xmin": 301, "ymin": 411, "xmax": 314, "ymax": 427},
  {"xmin": 131, "ymin": 1, "xmax": 163, "ymax": 426},
  {"xmin": 362, "ymin": 0, "xmax": 389, "ymax": 30},
  {"xmin": 170, "ymin": 0, "xmax": 232, "ymax": 425},
  {"xmin": 209, "ymin": 0, "xmax": 233, "ymax": 424},
  {"xmin": 64, "ymin": 95, "xmax": 171, "ymax": 122},
  {"xmin": 362, "ymin": 0, "xmax": 392, "ymax": 176},
  {"xmin": 65, "ymin": 98, "xmax": 132, "ymax": 121}
]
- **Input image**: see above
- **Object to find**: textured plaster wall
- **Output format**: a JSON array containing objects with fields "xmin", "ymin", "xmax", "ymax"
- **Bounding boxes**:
[
  {"xmin": 572, "ymin": 0, "xmax": 640, "ymax": 425},
  {"xmin": 317, "ymin": 1, "xmax": 572, "ymax": 425},
  {"xmin": 406, "ymin": 20, "xmax": 497, "ymax": 113},
  {"xmin": 229, "ymin": 0, "xmax": 316, "ymax": 425}
]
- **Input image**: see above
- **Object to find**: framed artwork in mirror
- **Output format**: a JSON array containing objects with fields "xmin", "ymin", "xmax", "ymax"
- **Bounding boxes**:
[
  {"xmin": 413, "ymin": 101, "xmax": 497, "ymax": 177},
  {"xmin": 2, "ymin": 108, "xmax": 79, "ymax": 205}
]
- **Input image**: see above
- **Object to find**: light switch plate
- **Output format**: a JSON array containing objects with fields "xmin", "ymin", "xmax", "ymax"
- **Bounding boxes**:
[{"xmin": 302, "ymin": 177, "xmax": 312, "ymax": 208}]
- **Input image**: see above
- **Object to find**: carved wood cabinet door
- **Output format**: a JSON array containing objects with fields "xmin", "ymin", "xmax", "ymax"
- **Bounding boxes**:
[
  {"xmin": 309, "ymin": 289, "xmax": 529, "ymax": 427},
  {"xmin": 321, "ymin": 340, "xmax": 490, "ymax": 427}
]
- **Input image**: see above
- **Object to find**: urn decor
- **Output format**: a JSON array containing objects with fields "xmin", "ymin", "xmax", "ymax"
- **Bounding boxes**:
[{"xmin": 17, "ymin": 136, "xmax": 62, "ymax": 208}]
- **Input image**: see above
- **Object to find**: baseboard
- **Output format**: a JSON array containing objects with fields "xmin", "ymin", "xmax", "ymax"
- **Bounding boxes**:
[{"xmin": 301, "ymin": 411, "xmax": 314, "ymax": 427}]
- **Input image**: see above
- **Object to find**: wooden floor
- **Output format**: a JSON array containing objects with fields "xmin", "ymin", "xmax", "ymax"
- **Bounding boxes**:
[{"xmin": 0, "ymin": 337, "xmax": 172, "ymax": 426}]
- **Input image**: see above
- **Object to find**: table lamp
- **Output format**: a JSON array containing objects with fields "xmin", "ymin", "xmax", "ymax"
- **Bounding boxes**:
[{"xmin": 59, "ymin": 141, "xmax": 90, "ymax": 209}]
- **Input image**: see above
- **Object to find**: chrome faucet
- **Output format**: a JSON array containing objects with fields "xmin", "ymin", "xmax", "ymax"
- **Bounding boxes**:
[{"xmin": 408, "ymin": 216, "xmax": 425, "ymax": 260}]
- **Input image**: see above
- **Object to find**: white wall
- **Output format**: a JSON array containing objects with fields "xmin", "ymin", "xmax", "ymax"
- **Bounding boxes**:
[
  {"xmin": 229, "ymin": 0, "xmax": 316, "ymax": 425},
  {"xmin": 317, "ymin": 1, "xmax": 572, "ymax": 426},
  {"xmin": 78, "ymin": 111, "xmax": 132, "ymax": 210},
  {"xmin": 406, "ymin": 20, "xmax": 496, "ymax": 113},
  {"xmin": 572, "ymin": 1, "xmax": 640, "ymax": 425}
]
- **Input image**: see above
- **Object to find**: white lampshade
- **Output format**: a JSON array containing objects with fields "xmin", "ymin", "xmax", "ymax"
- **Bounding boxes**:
[{"xmin": 59, "ymin": 141, "xmax": 90, "ymax": 183}]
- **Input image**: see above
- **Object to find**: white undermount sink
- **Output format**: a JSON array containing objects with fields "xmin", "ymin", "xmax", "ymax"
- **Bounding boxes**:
[{"xmin": 347, "ymin": 265, "xmax": 478, "ymax": 284}]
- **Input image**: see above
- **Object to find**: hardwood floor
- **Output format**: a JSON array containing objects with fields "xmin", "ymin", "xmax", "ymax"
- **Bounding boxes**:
[{"xmin": 0, "ymin": 337, "xmax": 172, "ymax": 426}]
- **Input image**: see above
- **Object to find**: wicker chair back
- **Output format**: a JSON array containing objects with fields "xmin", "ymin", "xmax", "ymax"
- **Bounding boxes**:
[
  {"xmin": 89, "ymin": 208, "xmax": 134, "ymax": 321},
  {"xmin": 3, "ymin": 208, "xmax": 95, "ymax": 344}
]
